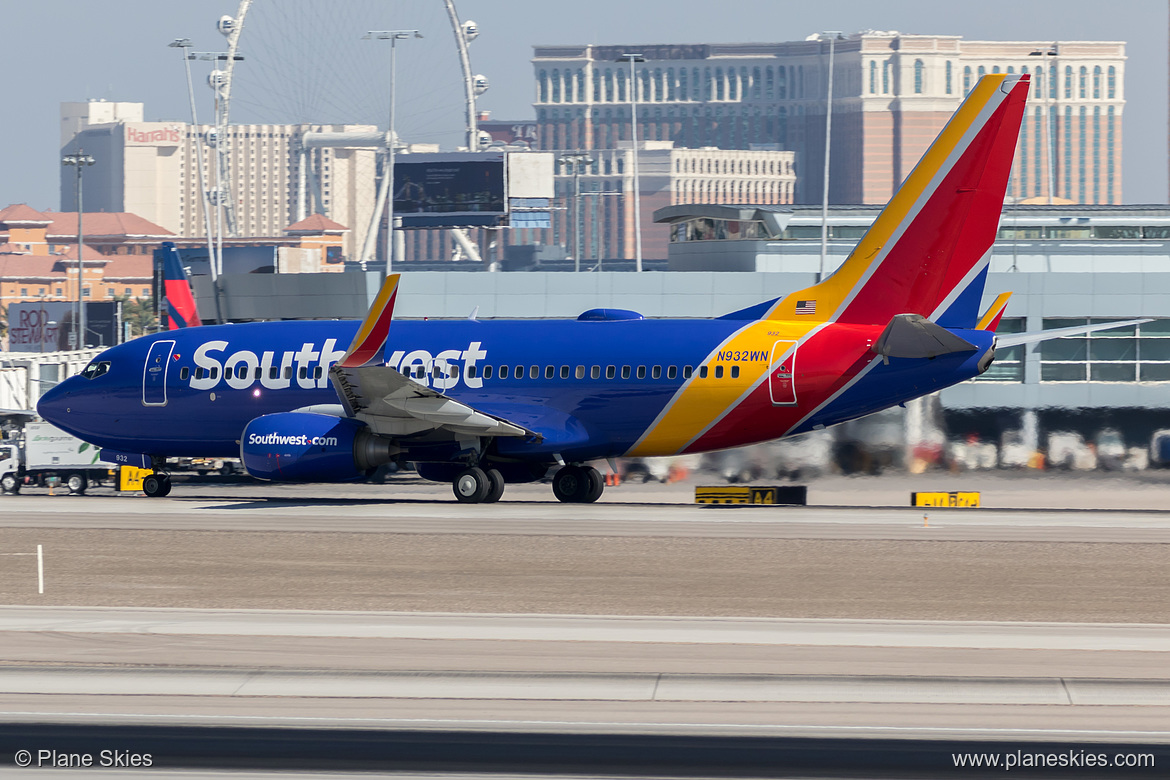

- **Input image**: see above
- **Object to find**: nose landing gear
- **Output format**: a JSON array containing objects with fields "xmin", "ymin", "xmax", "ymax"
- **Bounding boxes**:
[{"xmin": 552, "ymin": 465, "xmax": 603, "ymax": 503}]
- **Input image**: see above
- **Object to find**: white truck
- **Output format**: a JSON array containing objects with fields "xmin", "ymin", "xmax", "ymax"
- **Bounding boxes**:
[{"xmin": 0, "ymin": 421, "xmax": 109, "ymax": 495}]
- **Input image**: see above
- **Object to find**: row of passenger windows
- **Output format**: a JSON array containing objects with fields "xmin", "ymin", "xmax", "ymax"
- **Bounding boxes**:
[
  {"xmin": 179, "ymin": 365, "xmax": 323, "ymax": 382},
  {"xmin": 176, "ymin": 362, "xmax": 745, "ymax": 384},
  {"xmin": 408, "ymin": 363, "xmax": 741, "ymax": 381}
]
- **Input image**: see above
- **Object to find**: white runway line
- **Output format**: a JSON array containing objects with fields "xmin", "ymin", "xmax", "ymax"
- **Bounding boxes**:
[{"xmin": 2, "ymin": 606, "xmax": 1169, "ymax": 652}]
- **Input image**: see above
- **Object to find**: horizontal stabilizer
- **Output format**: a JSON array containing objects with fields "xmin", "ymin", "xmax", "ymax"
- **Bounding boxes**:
[
  {"xmin": 873, "ymin": 314, "xmax": 978, "ymax": 360},
  {"xmin": 996, "ymin": 319, "xmax": 1152, "ymax": 348}
]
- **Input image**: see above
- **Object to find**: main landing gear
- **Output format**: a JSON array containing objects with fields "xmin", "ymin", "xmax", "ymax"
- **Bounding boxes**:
[
  {"xmin": 142, "ymin": 472, "xmax": 172, "ymax": 498},
  {"xmin": 552, "ymin": 465, "xmax": 604, "ymax": 504},
  {"xmin": 448, "ymin": 463, "xmax": 602, "ymax": 504},
  {"xmin": 452, "ymin": 466, "xmax": 504, "ymax": 504}
]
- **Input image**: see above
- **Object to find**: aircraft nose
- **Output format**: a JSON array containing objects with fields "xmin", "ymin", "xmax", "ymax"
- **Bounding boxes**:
[{"xmin": 36, "ymin": 376, "xmax": 81, "ymax": 428}]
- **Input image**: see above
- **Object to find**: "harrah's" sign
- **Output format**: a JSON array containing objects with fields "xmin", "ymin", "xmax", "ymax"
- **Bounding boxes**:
[{"xmin": 125, "ymin": 124, "xmax": 182, "ymax": 147}]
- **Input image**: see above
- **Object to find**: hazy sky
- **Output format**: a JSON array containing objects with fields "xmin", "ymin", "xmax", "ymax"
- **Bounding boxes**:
[{"xmin": 3, "ymin": 0, "xmax": 1166, "ymax": 210}]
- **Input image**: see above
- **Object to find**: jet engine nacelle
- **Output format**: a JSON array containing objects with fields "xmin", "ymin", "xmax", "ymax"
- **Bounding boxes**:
[{"xmin": 240, "ymin": 412, "xmax": 395, "ymax": 482}]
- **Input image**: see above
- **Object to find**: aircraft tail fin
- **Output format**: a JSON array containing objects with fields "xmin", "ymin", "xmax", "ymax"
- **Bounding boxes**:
[
  {"xmin": 763, "ymin": 74, "xmax": 1029, "ymax": 328},
  {"xmin": 338, "ymin": 273, "xmax": 401, "ymax": 368},
  {"xmin": 161, "ymin": 241, "xmax": 201, "ymax": 330}
]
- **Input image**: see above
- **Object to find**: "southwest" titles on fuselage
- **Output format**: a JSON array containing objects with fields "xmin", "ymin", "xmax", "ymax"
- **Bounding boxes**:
[{"xmin": 190, "ymin": 339, "xmax": 490, "ymax": 392}]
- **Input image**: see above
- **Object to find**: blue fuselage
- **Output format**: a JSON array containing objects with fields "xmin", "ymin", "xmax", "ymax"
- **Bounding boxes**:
[
  {"xmin": 40, "ymin": 318, "xmax": 736, "ymax": 461},
  {"xmin": 38, "ymin": 317, "xmax": 993, "ymax": 465}
]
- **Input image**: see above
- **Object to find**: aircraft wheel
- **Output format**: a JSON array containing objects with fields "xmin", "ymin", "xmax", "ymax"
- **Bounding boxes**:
[
  {"xmin": 67, "ymin": 473, "xmax": 88, "ymax": 495},
  {"xmin": 143, "ymin": 474, "xmax": 168, "ymax": 498},
  {"xmin": 1, "ymin": 474, "xmax": 19, "ymax": 495},
  {"xmin": 482, "ymin": 468, "xmax": 505, "ymax": 503},
  {"xmin": 581, "ymin": 467, "xmax": 604, "ymax": 503},
  {"xmin": 552, "ymin": 465, "xmax": 590, "ymax": 503},
  {"xmin": 453, "ymin": 466, "xmax": 490, "ymax": 503}
]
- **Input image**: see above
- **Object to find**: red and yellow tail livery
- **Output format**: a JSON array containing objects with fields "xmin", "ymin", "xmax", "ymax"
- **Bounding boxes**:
[{"xmin": 629, "ymin": 74, "xmax": 1031, "ymax": 456}]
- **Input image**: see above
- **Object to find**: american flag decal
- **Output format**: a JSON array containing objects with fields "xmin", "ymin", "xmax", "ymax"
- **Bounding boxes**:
[{"xmin": 795, "ymin": 300, "xmax": 817, "ymax": 315}]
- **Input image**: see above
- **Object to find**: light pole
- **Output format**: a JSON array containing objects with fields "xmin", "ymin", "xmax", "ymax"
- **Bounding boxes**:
[
  {"xmin": 817, "ymin": 32, "xmax": 842, "ymax": 282},
  {"xmin": 363, "ymin": 29, "xmax": 422, "ymax": 277},
  {"xmin": 182, "ymin": 49, "xmax": 242, "ymax": 288},
  {"xmin": 62, "ymin": 150, "xmax": 95, "ymax": 350},
  {"xmin": 559, "ymin": 153, "xmax": 594, "ymax": 272},
  {"xmin": 619, "ymin": 53, "xmax": 645, "ymax": 272},
  {"xmin": 170, "ymin": 38, "xmax": 223, "ymax": 324},
  {"xmin": 1029, "ymin": 46, "xmax": 1058, "ymax": 205}
]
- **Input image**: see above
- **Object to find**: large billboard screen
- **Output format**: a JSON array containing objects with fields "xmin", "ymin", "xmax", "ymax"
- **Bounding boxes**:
[
  {"xmin": 6, "ymin": 301, "xmax": 121, "ymax": 352},
  {"xmin": 393, "ymin": 152, "xmax": 506, "ymax": 228},
  {"xmin": 160, "ymin": 245, "xmax": 277, "ymax": 277}
]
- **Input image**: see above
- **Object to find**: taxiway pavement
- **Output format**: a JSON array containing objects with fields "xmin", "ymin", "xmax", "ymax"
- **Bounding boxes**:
[{"xmin": 0, "ymin": 607, "xmax": 1168, "ymax": 744}]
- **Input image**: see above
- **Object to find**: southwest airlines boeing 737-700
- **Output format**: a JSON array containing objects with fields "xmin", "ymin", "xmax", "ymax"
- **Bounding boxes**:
[{"xmin": 34, "ymin": 74, "xmax": 1141, "ymax": 502}]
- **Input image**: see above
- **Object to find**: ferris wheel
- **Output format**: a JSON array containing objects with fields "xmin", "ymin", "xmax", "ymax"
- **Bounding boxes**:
[{"xmin": 206, "ymin": 0, "xmax": 488, "ymax": 267}]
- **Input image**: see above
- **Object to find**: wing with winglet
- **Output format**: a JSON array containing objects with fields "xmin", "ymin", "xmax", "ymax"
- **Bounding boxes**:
[{"xmin": 328, "ymin": 274, "xmax": 536, "ymax": 439}]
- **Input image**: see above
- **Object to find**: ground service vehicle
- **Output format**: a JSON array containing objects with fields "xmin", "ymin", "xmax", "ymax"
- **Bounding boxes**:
[{"xmin": 0, "ymin": 421, "xmax": 109, "ymax": 495}]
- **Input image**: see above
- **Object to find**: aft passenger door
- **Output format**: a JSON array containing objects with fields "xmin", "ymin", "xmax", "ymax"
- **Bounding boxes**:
[
  {"xmin": 142, "ymin": 339, "xmax": 175, "ymax": 407},
  {"xmin": 768, "ymin": 340, "xmax": 798, "ymax": 406}
]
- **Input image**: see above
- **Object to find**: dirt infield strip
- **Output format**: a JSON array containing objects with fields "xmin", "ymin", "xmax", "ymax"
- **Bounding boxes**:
[{"xmin": 0, "ymin": 529, "xmax": 1166, "ymax": 622}]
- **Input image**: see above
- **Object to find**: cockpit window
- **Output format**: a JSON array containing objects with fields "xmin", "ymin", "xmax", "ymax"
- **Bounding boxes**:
[{"xmin": 80, "ymin": 361, "xmax": 111, "ymax": 379}]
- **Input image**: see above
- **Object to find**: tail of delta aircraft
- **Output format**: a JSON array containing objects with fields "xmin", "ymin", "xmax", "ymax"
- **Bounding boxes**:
[
  {"xmin": 161, "ymin": 241, "xmax": 202, "ymax": 330},
  {"xmin": 765, "ymin": 73, "xmax": 1030, "ymax": 329}
]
